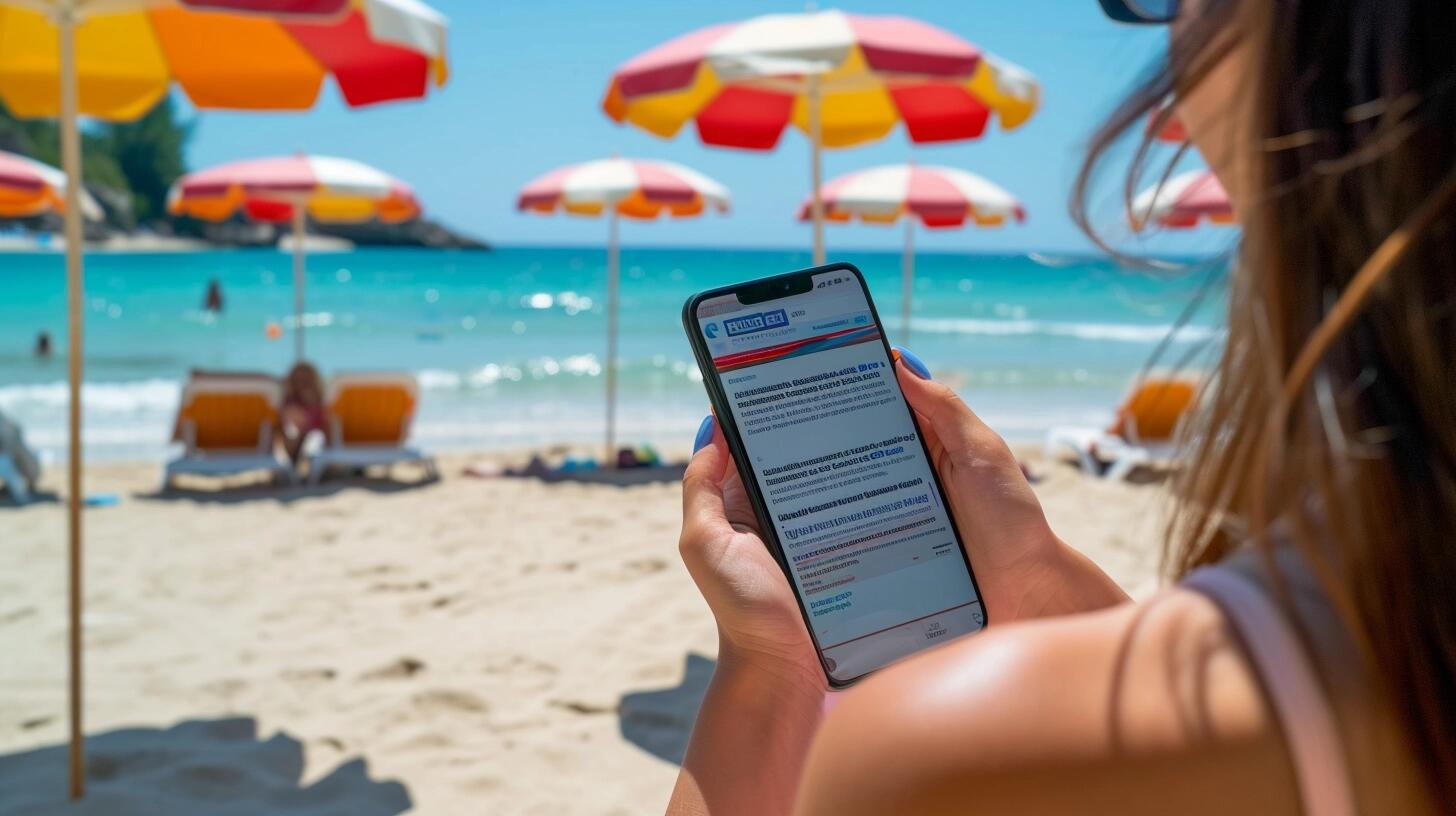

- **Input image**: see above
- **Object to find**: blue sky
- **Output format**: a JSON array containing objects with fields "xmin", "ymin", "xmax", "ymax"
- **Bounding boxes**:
[{"xmin": 183, "ymin": 0, "xmax": 1231, "ymax": 255}]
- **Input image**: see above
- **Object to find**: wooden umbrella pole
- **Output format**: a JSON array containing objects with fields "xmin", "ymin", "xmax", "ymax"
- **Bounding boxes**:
[
  {"xmin": 293, "ymin": 205, "xmax": 307, "ymax": 362},
  {"xmin": 808, "ymin": 75, "xmax": 825, "ymax": 265},
  {"xmin": 57, "ymin": 3, "xmax": 86, "ymax": 800},
  {"xmin": 604, "ymin": 209, "xmax": 620, "ymax": 467},
  {"xmin": 901, "ymin": 216, "xmax": 915, "ymax": 344}
]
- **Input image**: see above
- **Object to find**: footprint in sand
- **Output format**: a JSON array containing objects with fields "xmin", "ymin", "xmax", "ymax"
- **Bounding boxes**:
[
  {"xmin": 0, "ymin": 606, "xmax": 36, "ymax": 625},
  {"xmin": 619, "ymin": 557, "xmax": 669, "ymax": 578},
  {"xmin": 367, "ymin": 580, "xmax": 432, "ymax": 593},
  {"xmin": 548, "ymin": 699, "xmax": 617, "ymax": 716},
  {"xmin": 281, "ymin": 667, "xmax": 337, "ymax": 683},
  {"xmin": 348, "ymin": 563, "xmax": 404, "ymax": 578},
  {"xmin": 361, "ymin": 657, "xmax": 426, "ymax": 681},
  {"xmin": 412, "ymin": 688, "xmax": 489, "ymax": 715}
]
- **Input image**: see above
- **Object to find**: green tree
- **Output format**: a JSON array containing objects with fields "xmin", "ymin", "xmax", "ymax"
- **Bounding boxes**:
[
  {"xmin": 0, "ymin": 101, "xmax": 130, "ymax": 198},
  {"xmin": 1, "ymin": 94, "xmax": 192, "ymax": 224},
  {"xmin": 99, "ymin": 95, "xmax": 192, "ymax": 223}
]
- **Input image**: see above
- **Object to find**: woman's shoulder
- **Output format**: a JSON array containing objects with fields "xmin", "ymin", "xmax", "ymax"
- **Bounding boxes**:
[{"xmin": 795, "ymin": 590, "xmax": 1303, "ymax": 816}]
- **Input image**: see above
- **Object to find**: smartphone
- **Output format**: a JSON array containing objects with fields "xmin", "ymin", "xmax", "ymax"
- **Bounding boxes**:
[{"xmin": 683, "ymin": 262, "xmax": 986, "ymax": 687}]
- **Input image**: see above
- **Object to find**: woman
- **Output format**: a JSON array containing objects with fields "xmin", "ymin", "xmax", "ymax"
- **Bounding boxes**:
[
  {"xmin": 280, "ymin": 361, "xmax": 328, "ymax": 465},
  {"xmin": 671, "ymin": 0, "xmax": 1454, "ymax": 813}
]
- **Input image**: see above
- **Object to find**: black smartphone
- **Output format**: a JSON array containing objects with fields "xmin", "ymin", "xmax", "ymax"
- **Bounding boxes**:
[{"xmin": 682, "ymin": 261, "xmax": 986, "ymax": 687}]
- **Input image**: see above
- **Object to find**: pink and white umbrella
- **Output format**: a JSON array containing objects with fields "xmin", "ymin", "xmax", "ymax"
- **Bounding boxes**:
[
  {"xmin": 518, "ymin": 157, "xmax": 729, "ymax": 219},
  {"xmin": 800, "ymin": 163, "xmax": 1025, "ymax": 341},
  {"xmin": 518, "ymin": 158, "xmax": 729, "ymax": 462},
  {"xmin": 1131, "ymin": 169, "xmax": 1233, "ymax": 230},
  {"xmin": 0, "ymin": 149, "xmax": 101, "ymax": 221},
  {"xmin": 170, "ymin": 154, "xmax": 422, "ymax": 359}
]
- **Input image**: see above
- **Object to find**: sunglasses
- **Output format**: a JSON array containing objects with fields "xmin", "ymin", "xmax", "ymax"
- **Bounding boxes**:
[{"xmin": 1098, "ymin": 0, "xmax": 1180, "ymax": 24}]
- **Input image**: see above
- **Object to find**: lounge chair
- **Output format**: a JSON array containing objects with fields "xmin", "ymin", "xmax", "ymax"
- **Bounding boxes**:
[
  {"xmin": 0, "ymin": 410, "xmax": 40, "ymax": 503},
  {"xmin": 307, "ymin": 372, "xmax": 437, "ymax": 485},
  {"xmin": 162, "ymin": 376, "xmax": 295, "ymax": 489},
  {"xmin": 1044, "ymin": 375, "xmax": 1200, "ymax": 480}
]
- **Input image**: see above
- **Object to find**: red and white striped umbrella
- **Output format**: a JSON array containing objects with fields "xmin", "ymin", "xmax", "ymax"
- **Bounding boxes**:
[
  {"xmin": 170, "ymin": 154, "xmax": 422, "ymax": 360},
  {"xmin": 1132, "ymin": 169, "xmax": 1234, "ymax": 230},
  {"xmin": 518, "ymin": 158, "xmax": 729, "ymax": 463},
  {"xmin": 602, "ymin": 9, "xmax": 1038, "ymax": 263},
  {"xmin": 0, "ymin": 149, "xmax": 101, "ymax": 220},
  {"xmin": 518, "ymin": 157, "xmax": 729, "ymax": 219},
  {"xmin": 800, "ymin": 163, "xmax": 1024, "ymax": 227},
  {"xmin": 800, "ymin": 164, "xmax": 1025, "ymax": 341}
]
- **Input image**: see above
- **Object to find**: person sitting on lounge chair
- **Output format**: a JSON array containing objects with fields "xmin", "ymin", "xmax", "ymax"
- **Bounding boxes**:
[{"xmin": 280, "ymin": 361, "xmax": 329, "ymax": 466}]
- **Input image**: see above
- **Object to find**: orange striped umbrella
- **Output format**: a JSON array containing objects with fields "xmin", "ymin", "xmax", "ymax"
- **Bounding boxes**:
[
  {"xmin": 0, "ymin": 0, "xmax": 448, "ymax": 120},
  {"xmin": 0, "ymin": 0, "xmax": 449, "ymax": 799},
  {"xmin": 602, "ymin": 10, "xmax": 1039, "ymax": 264}
]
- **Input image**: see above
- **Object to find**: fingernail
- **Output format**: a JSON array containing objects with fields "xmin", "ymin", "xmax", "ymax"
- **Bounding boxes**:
[
  {"xmin": 893, "ymin": 347, "xmax": 931, "ymax": 380},
  {"xmin": 692, "ymin": 415, "xmax": 715, "ymax": 453}
]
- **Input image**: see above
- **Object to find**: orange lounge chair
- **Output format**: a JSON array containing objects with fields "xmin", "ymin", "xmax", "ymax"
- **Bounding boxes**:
[
  {"xmin": 1044, "ymin": 375, "xmax": 1200, "ymax": 480},
  {"xmin": 307, "ymin": 372, "xmax": 437, "ymax": 485},
  {"xmin": 162, "ymin": 376, "xmax": 294, "ymax": 489}
]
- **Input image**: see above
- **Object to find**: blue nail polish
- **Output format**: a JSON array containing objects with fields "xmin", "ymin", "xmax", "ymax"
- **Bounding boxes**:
[
  {"xmin": 894, "ymin": 347, "xmax": 932, "ymax": 380},
  {"xmin": 693, "ymin": 415, "xmax": 715, "ymax": 453}
]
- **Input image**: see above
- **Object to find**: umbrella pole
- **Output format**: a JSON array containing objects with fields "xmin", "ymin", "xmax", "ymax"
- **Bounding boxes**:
[
  {"xmin": 808, "ymin": 75, "xmax": 825, "ymax": 266},
  {"xmin": 604, "ymin": 210, "xmax": 619, "ymax": 467},
  {"xmin": 901, "ymin": 217, "xmax": 915, "ymax": 344},
  {"xmin": 57, "ymin": 4, "xmax": 86, "ymax": 800},
  {"xmin": 292, "ymin": 206, "xmax": 306, "ymax": 362}
]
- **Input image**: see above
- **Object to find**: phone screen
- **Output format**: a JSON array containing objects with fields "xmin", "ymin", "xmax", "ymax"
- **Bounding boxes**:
[{"xmin": 690, "ymin": 266, "xmax": 984, "ymax": 684}]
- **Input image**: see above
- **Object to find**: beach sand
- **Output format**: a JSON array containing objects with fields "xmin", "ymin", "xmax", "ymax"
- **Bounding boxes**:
[{"xmin": 0, "ymin": 448, "xmax": 1169, "ymax": 814}]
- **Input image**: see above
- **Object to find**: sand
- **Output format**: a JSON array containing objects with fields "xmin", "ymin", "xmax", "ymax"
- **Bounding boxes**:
[{"xmin": 0, "ymin": 449, "xmax": 1168, "ymax": 815}]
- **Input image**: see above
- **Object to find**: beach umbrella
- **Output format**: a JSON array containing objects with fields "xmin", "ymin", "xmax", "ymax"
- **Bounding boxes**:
[
  {"xmin": 799, "ymin": 163, "xmax": 1024, "ymax": 342},
  {"xmin": 517, "ymin": 158, "xmax": 730, "ymax": 464},
  {"xmin": 0, "ymin": 0, "xmax": 448, "ymax": 798},
  {"xmin": 0, "ymin": 149, "xmax": 101, "ymax": 220},
  {"xmin": 168, "ymin": 154, "xmax": 422, "ymax": 360},
  {"xmin": 602, "ymin": 9, "xmax": 1039, "ymax": 265},
  {"xmin": 1131, "ymin": 169, "xmax": 1234, "ymax": 230}
]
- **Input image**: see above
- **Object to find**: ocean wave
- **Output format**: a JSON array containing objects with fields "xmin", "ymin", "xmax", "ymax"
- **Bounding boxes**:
[
  {"xmin": 0, "ymin": 378, "xmax": 181, "ymax": 413},
  {"xmin": 912, "ymin": 317, "xmax": 1223, "ymax": 344}
]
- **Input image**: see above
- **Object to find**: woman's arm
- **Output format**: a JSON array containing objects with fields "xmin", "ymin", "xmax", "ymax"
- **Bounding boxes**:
[
  {"xmin": 667, "ymin": 647, "xmax": 825, "ymax": 815},
  {"xmin": 794, "ymin": 590, "xmax": 1301, "ymax": 816},
  {"xmin": 666, "ymin": 418, "xmax": 830, "ymax": 815}
]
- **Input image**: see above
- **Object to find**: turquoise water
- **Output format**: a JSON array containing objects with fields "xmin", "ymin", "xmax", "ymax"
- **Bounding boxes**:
[{"xmin": 0, "ymin": 246, "xmax": 1227, "ymax": 461}]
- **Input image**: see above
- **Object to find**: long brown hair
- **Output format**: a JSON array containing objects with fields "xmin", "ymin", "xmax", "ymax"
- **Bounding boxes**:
[{"xmin": 1074, "ymin": 0, "xmax": 1456, "ymax": 804}]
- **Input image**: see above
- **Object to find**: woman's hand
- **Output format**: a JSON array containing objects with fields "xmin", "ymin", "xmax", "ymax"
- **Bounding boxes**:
[
  {"xmin": 668, "ymin": 416, "xmax": 828, "ymax": 816},
  {"xmin": 894, "ymin": 348, "xmax": 1128, "ymax": 620},
  {"xmin": 679, "ymin": 415, "xmax": 827, "ymax": 694}
]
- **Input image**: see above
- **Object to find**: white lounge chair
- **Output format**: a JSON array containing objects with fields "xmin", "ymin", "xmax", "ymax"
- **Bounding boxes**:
[
  {"xmin": 0, "ymin": 410, "xmax": 40, "ymax": 503},
  {"xmin": 308, "ymin": 372, "xmax": 437, "ymax": 485},
  {"xmin": 1044, "ymin": 376, "xmax": 1200, "ymax": 481},
  {"xmin": 163, "ymin": 376, "xmax": 295, "ymax": 489}
]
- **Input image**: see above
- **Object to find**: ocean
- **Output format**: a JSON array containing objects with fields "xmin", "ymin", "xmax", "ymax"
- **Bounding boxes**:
[{"xmin": 0, "ymin": 246, "xmax": 1227, "ymax": 463}]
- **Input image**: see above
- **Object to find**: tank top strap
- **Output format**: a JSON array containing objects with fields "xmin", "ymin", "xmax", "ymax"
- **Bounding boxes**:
[{"xmin": 1183, "ymin": 563, "xmax": 1358, "ymax": 816}]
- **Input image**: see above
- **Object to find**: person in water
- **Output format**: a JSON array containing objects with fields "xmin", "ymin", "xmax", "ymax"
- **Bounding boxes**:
[
  {"xmin": 33, "ymin": 331, "xmax": 51, "ymax": 360},
  {"xmin": 280, "ymin": 361, "xmax": 327, "ymax": 465},
  {"xmin": 671, "ymin": 0, "xmax": 1454, "ymax": 813},
  {"xmin": 203, "ymin": 278, "xmax": 224, "ymax": 314}
]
